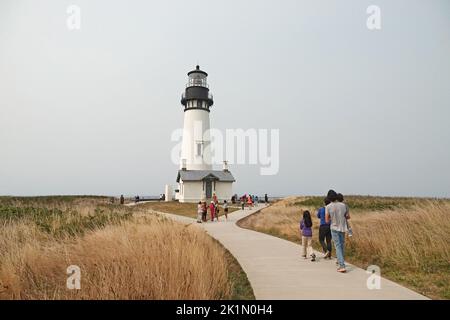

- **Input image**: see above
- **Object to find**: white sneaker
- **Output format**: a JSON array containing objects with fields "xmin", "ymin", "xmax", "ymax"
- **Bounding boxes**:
[{"xmin": 348, "ymin": 228, "xmax": 353, "ymax": 237}]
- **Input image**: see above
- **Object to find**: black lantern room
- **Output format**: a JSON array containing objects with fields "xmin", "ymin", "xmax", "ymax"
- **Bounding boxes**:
[{"xmin": 181, "ymin": 65, "xmax": 214, "ymax": 112}]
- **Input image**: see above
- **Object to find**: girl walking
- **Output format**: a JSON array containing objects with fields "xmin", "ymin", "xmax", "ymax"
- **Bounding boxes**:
[{"xmin": 300, "ymin": 210, "xmax": 316, "ymax": 261}]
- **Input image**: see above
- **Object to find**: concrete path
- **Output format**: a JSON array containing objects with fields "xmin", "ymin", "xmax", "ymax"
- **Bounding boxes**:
[{"xmin": 152, "ymin": 205, "xmax": 428, "ymax": 300}]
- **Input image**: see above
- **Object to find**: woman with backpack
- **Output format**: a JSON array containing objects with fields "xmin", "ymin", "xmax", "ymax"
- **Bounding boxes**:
[{"xmin": 300, "ymin": 210, "xmax": 316, "ymax": 261}]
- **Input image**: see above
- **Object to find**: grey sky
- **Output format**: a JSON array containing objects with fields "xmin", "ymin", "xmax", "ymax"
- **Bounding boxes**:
[{"xmin": 1, "ymin": 0, "xmax": 449, "ymax": 197}]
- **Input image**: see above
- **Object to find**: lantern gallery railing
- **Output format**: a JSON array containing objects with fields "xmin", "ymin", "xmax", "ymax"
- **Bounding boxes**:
[{"xmin": 181, "ymin": 93, "xmax": 214, "ymax": 101}]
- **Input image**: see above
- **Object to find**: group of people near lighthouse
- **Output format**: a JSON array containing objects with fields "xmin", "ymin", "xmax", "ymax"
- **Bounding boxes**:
[
  {"xmin": 196, "ymin": 193, "xmax": 229, "ymax": 223},
  {"xmin": 300, "ymin": 189, "xmax": 352, "ymax": 273},
  {"xmin": 239, "ymin": 194, "xmax": 258, "ymax": 210},
  {"xmin": 196, "ymin": 193, "xmax": 267, "ymax": 223}
]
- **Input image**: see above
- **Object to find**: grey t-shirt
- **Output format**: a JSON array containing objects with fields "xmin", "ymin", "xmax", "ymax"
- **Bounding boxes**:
[{"xmin": 326, "ymin": 202, "xmax": 348, "ymax": 232}]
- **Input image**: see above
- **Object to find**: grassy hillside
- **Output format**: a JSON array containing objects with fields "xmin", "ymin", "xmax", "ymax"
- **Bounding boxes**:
[
  {"xmin": 0, "ymin": 196, "xmax": 254, "ymax": 300},
  {"xmin": 238, "ymin": 196, "xmax": 450, "ymax": 300}
]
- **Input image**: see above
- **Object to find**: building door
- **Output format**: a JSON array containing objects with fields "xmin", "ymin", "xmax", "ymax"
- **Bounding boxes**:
[{"xmin": 205, "ymin": 180, "xmax": 212, "ymax": 199}]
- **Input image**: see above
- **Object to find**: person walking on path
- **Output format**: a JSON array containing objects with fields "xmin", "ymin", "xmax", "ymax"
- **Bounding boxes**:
[
  {"xmin": 247, "ymin": 195, "xmax": 253, "ymax": 208},
  {"xmin": 209, "ymin": 201, "xmax": 216, "ymax": 221},
  {"xmin": 215, "ymin": 202, "xmax": 220, "ymax": 221},
  {"xmin": 120, "ymin": 195, "xmax": 124, "ymax": 205},
  {"xmin": 325, "ymin": 190, "xmax": 349, "ymax": 273},
  {"xmin": 197, "ymin": 201, "xmax": 203, "ymax": 223},
  {"xmin": 317, "ymin": 197, "xmax": 332, "ymax": 259},
  {"xmin": 201, "ymin": 201, "xmax": 207, "ymax": 222},
  {"xmin": 265, "ymin": 193, "xmax": 269, "ymax": 203},
  {"xmin": 337, "ymin": 193, "xmax": 352, "ymax": 237},
  {"xmin": 300, "ymin": 210, "xmax": 316, "ymax": 261},
  {"xmin": 223, "ymin": 200, "xmax": 229, "ymax": 220}
]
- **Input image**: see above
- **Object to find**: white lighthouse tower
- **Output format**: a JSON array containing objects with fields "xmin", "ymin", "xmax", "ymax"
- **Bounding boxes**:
[
  {"xmin": 180, "ymin": 65, "xmax": 213, "ymax": 171},
  {"xmin": 176, "ymin": 66, "xmax": 235, "ymax": 203}
]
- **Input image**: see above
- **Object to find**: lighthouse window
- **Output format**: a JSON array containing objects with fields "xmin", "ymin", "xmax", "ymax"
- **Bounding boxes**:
[{"xmin": 196, "ymin": 142, "xmax": 203, "ymax": 156}]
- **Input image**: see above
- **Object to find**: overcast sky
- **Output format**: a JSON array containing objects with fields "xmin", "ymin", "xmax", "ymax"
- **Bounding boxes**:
[{"xmin": 1, "ymin": 0, "xmax": 449, "ymax": 197}]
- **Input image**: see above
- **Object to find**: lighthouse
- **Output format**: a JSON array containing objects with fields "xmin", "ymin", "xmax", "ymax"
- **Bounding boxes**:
[{"xmin": 176, "ymin": 66, "xmax": 235, "ymax": 203}]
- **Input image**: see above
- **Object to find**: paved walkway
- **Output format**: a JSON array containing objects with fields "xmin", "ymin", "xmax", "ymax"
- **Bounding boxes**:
[{"xmin": 149, "ymin": 204, "xmax": 428, "ymax": 300}]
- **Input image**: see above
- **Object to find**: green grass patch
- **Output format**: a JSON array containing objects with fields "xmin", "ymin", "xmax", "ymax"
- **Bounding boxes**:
[
  {"xmin": 0, "ymin": 198, "xmax": 132, "ymax": 238},
  {"xmin": 292, "ymin": 195, "xmax": 434, "ymax": 211}
]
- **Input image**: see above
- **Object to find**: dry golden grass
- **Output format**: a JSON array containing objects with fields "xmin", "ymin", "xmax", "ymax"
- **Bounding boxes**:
[
  {"xmin": 0, "ymin": 217, "xmax": 230, "ymax": 299},
  {"xmin": 0, "ymin": 197, "xmax": 253, "ymax": 300},
  {"xmin": 238, "ymin": 197, "xmax": 301, "ymax": 243},
  {"xmin": 238, "ymin": 196, "xmax": 450, "ymax": 299}
]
